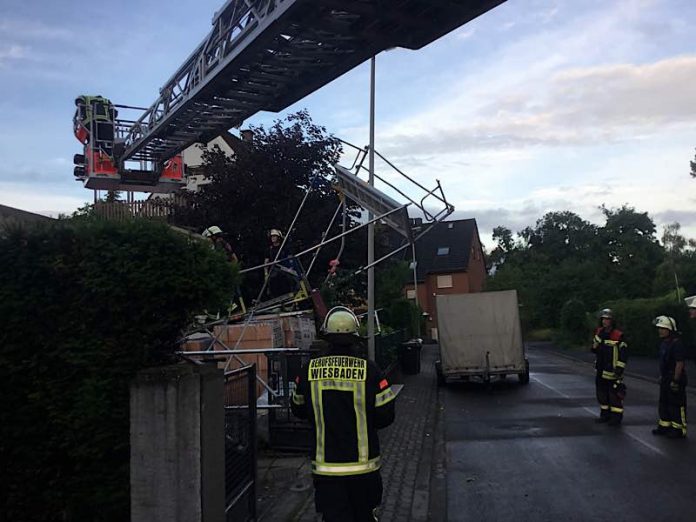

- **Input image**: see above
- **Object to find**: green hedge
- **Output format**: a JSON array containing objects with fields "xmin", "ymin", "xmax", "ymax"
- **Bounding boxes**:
[
  {"xmin": 0, "ymin": 218, "xmax": 237, "ymax": 521},
  {"xmin": 601, "ymin": 292, "xmax": 694, "ymax": 357}
]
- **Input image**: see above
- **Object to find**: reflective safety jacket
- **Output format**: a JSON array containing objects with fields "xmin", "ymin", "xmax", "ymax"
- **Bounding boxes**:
[
  {"xmin": 290, "ymin": 347, "xmax": 396, "ymax": 477},
  {"xmin": 592, "ymin": 327, "xmax": 628, "ymax": 380}
]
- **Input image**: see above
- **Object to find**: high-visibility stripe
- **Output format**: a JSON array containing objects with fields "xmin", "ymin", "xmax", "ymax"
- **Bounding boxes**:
[
  {"xmin": 312, "ymin": 457, "xmax": 381, "ymax": 476},
  {"xmin": 680, "ymin": 407, "xmax": 687, "ymax": 435},
  {"xmin": 612, "ymin": 345, "xmax": 618, "ymax": 371},
  {"xmin": 615, "ymin": 360, "xmax": 626, "ymax": 369},
  {"xmin": 671, "ymin": 422, "xmax": 684, "ymax": 429},
  {"xmin": 320, "ymin": 380, "xmax": 356, "ymax": 391},
  {"xmin": 600, "ymin": 405, "xmax": 609, "ymax": 410},
  {"xmin": 602, "ymin": 371, "xmax": 617, "ymax": 380},
  {"xmin": 376, "ymin": 387, "xmax": 396, "ymax": 407},
  {"xmin": 604, "ymin": 340, "xmax": 620, "ymax": 346},
  {"xmin": 292, "ymin": 393, "xmax": 305, "ymax": 405},
  {"xmin": 312, "ymin": 381, "xmax": 325, "ymax": 463},
  {"xmin": 593, "ymin": 335, "xmax": 602, "ymax": 343},
  {"xmin": 610, "ymin": 406, "xmax": 624, "ymax": 413},
  {"xmin": 658, "ymin": 419, "xmax": 671, "ymax": 427},
  {"xmin": 353, "ymin": 381, "xmax": 368, "ymax": 463}
]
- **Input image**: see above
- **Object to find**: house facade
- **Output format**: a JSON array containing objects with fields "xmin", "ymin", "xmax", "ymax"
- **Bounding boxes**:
[{"xmin": 404, "ymin": 218, "xmax": 486, "ymax": 341}]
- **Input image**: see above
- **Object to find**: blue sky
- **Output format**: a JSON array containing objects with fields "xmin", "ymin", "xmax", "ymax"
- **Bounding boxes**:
[{"xmin": 1, "ymin": 0, "xmax": 695, "ymax": 247}]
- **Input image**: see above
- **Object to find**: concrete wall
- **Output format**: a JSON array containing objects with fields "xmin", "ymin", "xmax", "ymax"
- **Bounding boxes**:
[{"xmin": 130, "ymin": 364, "xmax": 224, "ymax": 522}]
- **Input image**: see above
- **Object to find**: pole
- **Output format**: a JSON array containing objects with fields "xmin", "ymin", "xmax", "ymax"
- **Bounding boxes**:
[
  {"xmin": 367, "ymin": 56, "xmax": 376, "ymax": 361},
  {"xmin": 412, "ymin": 241, "xmax": 420, "ymax": 338}
]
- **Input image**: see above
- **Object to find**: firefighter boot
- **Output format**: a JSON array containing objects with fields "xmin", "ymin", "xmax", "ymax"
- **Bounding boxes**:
[{"xmin": 595, "ymin": 409, "xmax": 610, "ymax": 424}]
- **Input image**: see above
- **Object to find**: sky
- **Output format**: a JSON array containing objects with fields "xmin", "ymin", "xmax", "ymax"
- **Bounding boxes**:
[{"xmin": 1, "ymin": 0, "xmax": 695, "ymax": 248}]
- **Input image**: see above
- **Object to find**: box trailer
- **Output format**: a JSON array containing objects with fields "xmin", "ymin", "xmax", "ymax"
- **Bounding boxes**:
[{"xmin": 435, "ymin": 290, "xmax": 529, "ymax": 385}]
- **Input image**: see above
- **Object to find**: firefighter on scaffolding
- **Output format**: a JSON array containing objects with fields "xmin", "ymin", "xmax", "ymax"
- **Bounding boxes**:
[
  {"xmin": 291, "ymin": 307, "xmax": 396, "ymax": 521},
  {"xmin": 591, "ymin": 308, "xmax": 628, "ymax": 426}
]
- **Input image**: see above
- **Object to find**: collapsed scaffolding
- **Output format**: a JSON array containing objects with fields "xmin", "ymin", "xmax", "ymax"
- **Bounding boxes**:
[{"xmin": 177, "ymin": 139, "xmax": 454, "ymax": 400}]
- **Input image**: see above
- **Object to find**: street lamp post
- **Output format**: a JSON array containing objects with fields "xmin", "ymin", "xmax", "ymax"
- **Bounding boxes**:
[{"xmin": 367, "ymin": 56, "xmax": 376, "ymax": 361}]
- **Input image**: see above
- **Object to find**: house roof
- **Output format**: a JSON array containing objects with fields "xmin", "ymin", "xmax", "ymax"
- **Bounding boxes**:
[
  {"xmin": 413, "ymin": 218, "xmax": 479, "ymax": 281},
  {"xmin": 0, "ymin": 204, "xmax": 53, "ymax": 225}
]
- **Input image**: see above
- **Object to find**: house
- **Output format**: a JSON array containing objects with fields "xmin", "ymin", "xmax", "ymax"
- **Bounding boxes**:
[
  {"xmin": 180, "ymin": 130, "xmax": 252, "ymax": 192},
  {"xmin": 404, "ymin": 218, "xmax": 486, "ymax": 341}
]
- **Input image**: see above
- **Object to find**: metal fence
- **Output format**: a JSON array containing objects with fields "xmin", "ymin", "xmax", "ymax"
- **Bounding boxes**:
[
  {"xmin": 224, "ymin": 364, "xmax": 257, "ymax": 522},
  {"xmin": 376, "ymin": 329, "xmax": 406, "ymax": 379}
]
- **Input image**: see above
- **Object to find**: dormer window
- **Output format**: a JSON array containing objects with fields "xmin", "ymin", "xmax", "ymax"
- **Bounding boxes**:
[{"xmin": 437, "ymin": 247, "xmax": 449, "ymax": 255}]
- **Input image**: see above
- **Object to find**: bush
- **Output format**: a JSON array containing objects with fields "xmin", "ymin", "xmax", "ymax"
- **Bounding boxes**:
[
  {"xmin": 0, "ymin": 218, "xmax": 238, "ymax": 521},
  {"xmin": 602, "ymin": 291, "xmax": 694, "ymax": 357}
]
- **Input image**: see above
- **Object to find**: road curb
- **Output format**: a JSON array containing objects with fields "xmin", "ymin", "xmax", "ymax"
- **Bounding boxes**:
[{"xmin": 427, "ymin": 382, "xmax": 448, "ymax": 522}]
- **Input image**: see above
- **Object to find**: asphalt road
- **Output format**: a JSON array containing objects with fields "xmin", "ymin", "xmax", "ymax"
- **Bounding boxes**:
[{"xmin": 442, "ymin": 345, "xmax": 696, "ymax": 522}]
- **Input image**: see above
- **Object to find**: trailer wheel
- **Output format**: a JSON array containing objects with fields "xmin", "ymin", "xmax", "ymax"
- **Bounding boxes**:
[{"xmin": 519, "ymin": 360, "xmax": 530, "ymax": 385}]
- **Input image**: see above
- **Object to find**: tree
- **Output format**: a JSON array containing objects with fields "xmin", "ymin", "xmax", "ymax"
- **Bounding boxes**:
[
  {"xmin": 171, "ymin": 110, "xmax": 364, "ymax": 296},
  {"xmin": 690, "ymin": 148, "xmax": 696, "ymax": 178},
  {"xmin": 653, "ymin": 222, "xmax": 696, "ymax": 296},
  {"xmin": 600, "ymin": 205, "xmax": 663, "ymax": 298}
]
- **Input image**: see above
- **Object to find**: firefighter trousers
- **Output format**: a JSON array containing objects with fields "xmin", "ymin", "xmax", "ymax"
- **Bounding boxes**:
[
  {"xmin": 596, "ymin": 376, "xmax": 623, "ymax": 422},
  {"xmin": 314, "ymin": 471, "xmax": 382, "ymax": 522},
  {"xmin": 657, "ymin": 381, "xmax": 687, "ymax": 437}
]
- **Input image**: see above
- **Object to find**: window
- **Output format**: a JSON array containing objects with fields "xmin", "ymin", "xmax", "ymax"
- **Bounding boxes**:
[
  {"xmin": 437, "ymin": 247, "xmax": 449, "ymax": 255},
  {"xmin": 437, "ymin": 275, "xmax": 453, "ymax": 288},
  {"xmin": 406, "ymin": 289, "xmax": 416, "ymax": 299}
]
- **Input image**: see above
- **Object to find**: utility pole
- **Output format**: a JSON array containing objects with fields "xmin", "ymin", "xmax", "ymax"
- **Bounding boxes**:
[{"xmin": 367, "ymin": 56, "xmax": 376, "ymax": 361}]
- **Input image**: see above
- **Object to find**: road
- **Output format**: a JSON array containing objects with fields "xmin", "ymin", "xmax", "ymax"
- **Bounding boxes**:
[{"xmin": 442, "ymin": 345, "xmax": 696, "ymax": 521}]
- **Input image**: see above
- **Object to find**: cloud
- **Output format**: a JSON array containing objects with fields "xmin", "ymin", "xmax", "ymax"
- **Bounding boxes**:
[
  {"xmin": 0, "ymin": 44, "xmax": 28, "ymax": 64},
  {"xmin": 0, "ymin": 19, "xmax": 73, "ymax": 41},
  {"xmin": 378, "ymin": 55, "xmax": 696, "ymax": 158}
]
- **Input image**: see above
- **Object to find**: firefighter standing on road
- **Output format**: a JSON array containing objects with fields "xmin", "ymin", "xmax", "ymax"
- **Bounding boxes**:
[
  {"xmin": 591, "ymin": 309, "xmax": 628, "ymax": 426},
  {"xmin": 291, "ymin": 306, "xmax": 396, "ymax": 521},
  {"xmin": 652, "ymin": 316, "xmax": 688, "ymax": 439}
]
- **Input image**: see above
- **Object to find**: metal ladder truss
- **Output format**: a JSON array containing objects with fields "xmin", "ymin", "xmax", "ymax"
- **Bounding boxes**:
[{"xmin": 120, "ymin": 0, "xmax": 507, "ymax": 165}]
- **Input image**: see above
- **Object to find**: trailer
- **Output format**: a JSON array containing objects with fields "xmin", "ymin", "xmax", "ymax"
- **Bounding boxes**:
[{"xmin": 435, "ymin": 290, "xmax": 529, "ymax": 386}]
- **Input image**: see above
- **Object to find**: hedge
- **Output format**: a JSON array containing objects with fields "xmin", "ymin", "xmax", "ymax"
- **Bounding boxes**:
[
  {"xmin": 0, "ymin": 218, "xmax": 237, "ymax": 521},
  {"xmin": 601, "ymin": 292, "xmax": 695, "ymax": 357}
]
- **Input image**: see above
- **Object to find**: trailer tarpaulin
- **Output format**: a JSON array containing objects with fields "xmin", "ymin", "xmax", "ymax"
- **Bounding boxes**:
[{"xmin": 437, "ymin": 290, "xmax": 524, "ymax": 374}]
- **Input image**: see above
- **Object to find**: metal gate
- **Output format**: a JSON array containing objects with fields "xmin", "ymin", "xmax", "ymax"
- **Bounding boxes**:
[
  {"xmin": 224, "ymin": 364, "xmax": 257, "ymax": 521},
  {"xmin": 267, "ymin": 350, "xmax": 314, "ymax": 451}
]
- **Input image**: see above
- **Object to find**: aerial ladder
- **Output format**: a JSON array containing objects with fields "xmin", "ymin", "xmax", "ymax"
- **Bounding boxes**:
[{"xmin": 72, "ymin": 0, "xmax": 505, "ymax": 192}]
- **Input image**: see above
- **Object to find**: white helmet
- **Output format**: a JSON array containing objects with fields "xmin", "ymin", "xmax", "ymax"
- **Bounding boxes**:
[
  {"xmin": 269, "ymin": 228, "xmax": 283, "ymax": 239},
  {"xmin": 599, "ymin": 308, "xmax": 614, "ymax": 320},
  {"xmin": 321, "ymin": 306, "xmax": 360, "ymax": 336},
  {"xmin": 653, "ymin": 315, "xmax": 677, "ymax": 331},
  {"xmin": 685, "ymin": 295, "xmax": 696, "ymax": 309},
  {"xmin": 202, "ymin": 225, "xmax": 223, "ymax": 238}
]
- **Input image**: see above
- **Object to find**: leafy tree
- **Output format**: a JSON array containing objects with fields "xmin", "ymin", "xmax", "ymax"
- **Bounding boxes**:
[
  {"xmin": 600, "ymin": 205, "xmax": 663, "ymax": 298},
  {"xmin": 690, "ymin": 148, "xmax": 696, "ymax": 178},
  {"xmin": 171, "ymin": 110, "xmax": 364, "ymax": 297},
  {"xmin": 653, "ymin": 222, "xmax": 696, "ymax": 296}
]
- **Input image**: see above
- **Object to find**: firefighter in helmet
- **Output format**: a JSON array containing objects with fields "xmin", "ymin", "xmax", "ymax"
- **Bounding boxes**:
[
  {"xmin": 202, "ymin": 226, "xmax": 238, "ymax": 264},
  {"xmin": 291, "ymin": 307, "xmax": 396, "ymax": 521},
  {"xmin": 591, "ymin": 308, "xmax": 628, "ymax": 426},
  {"xmin": 652, "ymin": 316, "xmax": 688, "ymax": 439}
]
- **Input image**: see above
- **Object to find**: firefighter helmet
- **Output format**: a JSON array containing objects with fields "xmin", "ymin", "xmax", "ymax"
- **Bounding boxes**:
[
  {"xmin": 653, "ymin": 315, "xmax": 677, "ymax": 331},
  {"xmin": 269, "ymin": 229, "xmax": 284, "ymax": 239},
  {"xmin": 685, "ymin": 295, "xmax": 696, "ymax": 309},
  {"xmin": 599, "ymin": 308, "xmax": 614, "ymax": 320},
  {"xmin": 321, "ymin": 306, "xmax": 360, "ymax": 336},
  {"xmin": 202, "ymin": 225, "xmax": 223, "ymax": 238}
]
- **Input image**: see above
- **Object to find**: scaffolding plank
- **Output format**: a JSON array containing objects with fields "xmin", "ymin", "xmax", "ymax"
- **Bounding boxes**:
[{"xmin": 334, "ymin": 165, "xmax": 412, "ymax": 240}]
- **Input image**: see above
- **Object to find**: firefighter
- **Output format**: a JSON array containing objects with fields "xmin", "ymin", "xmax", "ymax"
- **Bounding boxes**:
[
  {"xmin": 591, "ymin": 309, "xmax": 628, "ymax": 426},
  {"xmin": 264, "ymin": 229, "xmax": 299, "ymax": 298},
  {"xmin": 202, "ymin": 225, "xmax": 238, "ymax": 264},
  {"xmin": 687, "ymin": 295, "xmax": 696, "ymax": 320},
  {"xmin": 291, "ymin": 306, "xmax": 396, "ymax": 521},
  {"xmin": 652, "ymin": 316, "xmax": 688, "ymax": 439}
]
